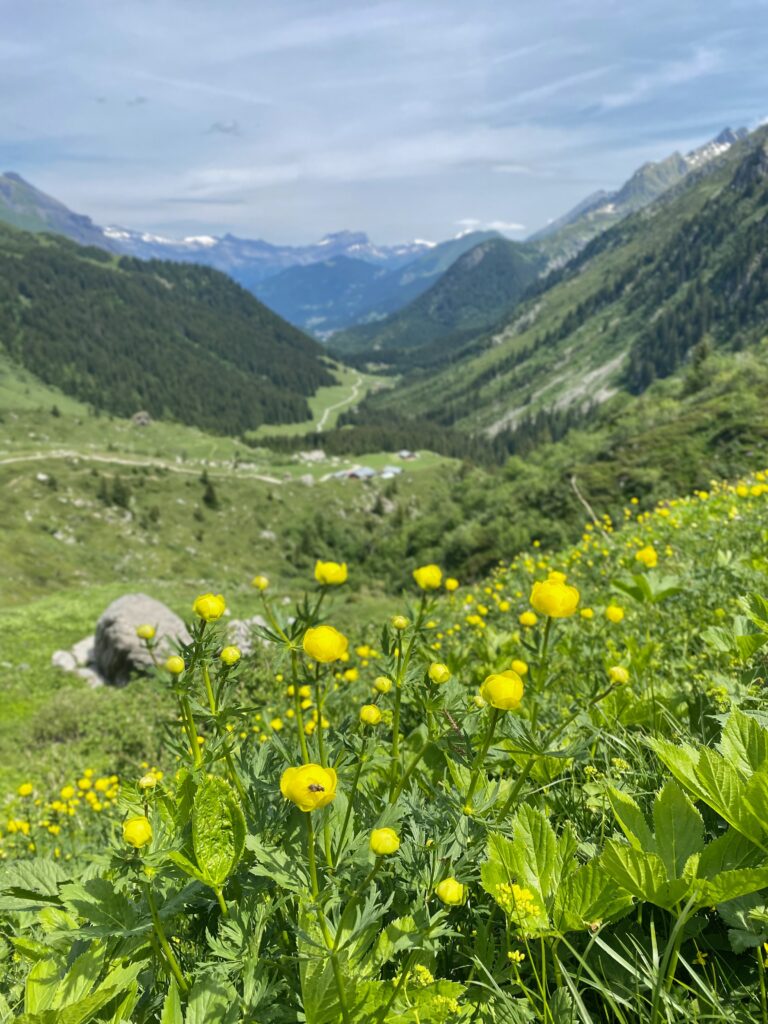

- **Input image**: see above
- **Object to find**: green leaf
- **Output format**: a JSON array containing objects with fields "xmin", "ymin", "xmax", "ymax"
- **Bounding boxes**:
[
  {"xmin": 25, "ymin": 959, "xmax": 60, "ymax": 1015},
  {"xmin": 168, "ymin": 850, "xmax": 209, "ymax": 886},
  {"xmin": 50, "ymin": 942, "xmax": 104, "ymax": 1009},
  {"xmin": 719, "ymin": 708, "xmax": 768, "ymax": 776},
  {"xmin": 371, "ymin": 915, "xmax": 418, "ymax": 970},
  {"xmin": 694, "ymin": 748, "xmax": 761, "ymax": 842},
  {"xmin": 192, "ymin": 778, "xmax": 246, "ymax": 888},
  {"xmin": 185, "ymin": 976, "xmax": 239, "ymax": 1024},
  {"xmin": 59, "ymin": 879, "xmax": 146, "ymax": 938},
  {"xmin": 702, "ymin": 865, "xmax": 768, "ymax": 904},
  {"xmin": 161, "ymin": 979, "xmax": 183, "ymax": 1024},
  {"xmin": 647, "ymin": 738, "xmax": 701, "ymax": 795},
  {"xmin": 510, "ymin": 805, "xmax": 559, "ymax": 902},
  {"xmin": 245, "ymin": 835, "xmax": 308, "ymax": 893},
  {"xmin": 718, "ymin": 893, "xmax": 768, "ymax": 953},
  {"xmin": 698, "ymin": 828, "xmax": 764, "ymax": 878},
  {"xmin": 652, "ymin": 781, "xmax": 705, "ymax": 879},
  {"xmin": 606, "ymin": 787, "xmax": 655, "ymax": 852},
  {"xmin": 39, "ymin": 986, "xmax": 120, "ymax": 1024},
  {"xmin": 553, "ymin": 861, "xmax": 633, "ymax": 934},
  {"xmin": 600, "ymin": 841, "xmax": 690, "ymax": 910}
]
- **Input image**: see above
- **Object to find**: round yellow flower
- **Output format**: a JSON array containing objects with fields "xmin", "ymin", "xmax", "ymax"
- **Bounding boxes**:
[
  {"xmin": 192, "ymin": 593, "xmax": 226, "ymax": 622},
  {"xmin": 530, "ymin": 574, "xmax": 580, "ymax": 618},
  {"xmin": 606, "ymin": 604, "xmax": 625, "ymax": 624},
  {"xmin": 445, "ymin": 577, "xmax": 460, "ymax": 592},
  {"xmin": 635, "ymin": 545, "xmax": 658, "ymax": 568},
  {"xmin": 391, "ymin": 615, "xmax": 409, "ymax": 631},
  {"xmin": 280, "ymin": 764, "xmax": 337, "ymax": 811},
  {"xmin": 138, "ymin": 772, "xmax": 158, "ymax": 790},
  {"xmin": 165, "ymin": 655, "xmax": 185, "ymax": 674},
  {"xmin": 251, "ymin": 574, "xmax": 269, "ymax": 591},
  {"xmin": 519, "ymin": 611, "xmax": 538, "ymax": 627},
  {"xmin": 314, "ymin": 560, "xmax": 348, "ymax": 586},
  {"xmin": 303, "ymin": 625, "xmax": 349, "ymax": 663},
  {"xmin": 428, "ymin": 662, "xmax": 451, "ymax": 685},
  {"xmin": 435, "ymin": 877, "xmax": 467, "ymax": 906},
  {"xmin": 220, "ymin": 645, "xmax": 241, "ymax": 666},
  {"xmin": 609, "ymin": 665, "xmax": 630, "ymax": 685},
  {"xmin": 370, "ymin": 827, "xmax": 400, "ymax": 856},
  {"xmin": 17, "ymin": 783, "xmax": 33, "ymax": 798},
  {"xmin": 580, "ymin": 608, "xmax": 594, "ymax": 620},
  {"xmin": 511, "ymin": 659, "xmax": 528, "ymax": 676},
  {"xmin": 123, "ymin": 815, "xmax": 153, "ymax": 848},
  {"xmin": 480, "ymin": 670, "xmax": 524, "ymax": 711},
  {"xmin": 413, "ymin": 564, "xmax": 443, "ymax": 591},
  {"xmin": 136, "ymin": 624, "xmax": 156, "ymax": 640},
  {"xmin": 374, "ymin": 675, "xmax": 393, "ymax": 694},
  {"xmin": 360, "ymin": 704, "xmax": 382, "ymax": 726}
]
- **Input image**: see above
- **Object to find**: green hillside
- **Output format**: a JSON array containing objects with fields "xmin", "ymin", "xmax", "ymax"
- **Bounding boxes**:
[
  {"xmin": 350, "ymin": 127, "xmax": 767, "ymax": 436},
  {"xmin": 331, "ymin": 237, "xmax": 545, "ymax": 360},
  {"xmin": 0, "ymin": 221, "xmax": 334, "ymax": 435}
]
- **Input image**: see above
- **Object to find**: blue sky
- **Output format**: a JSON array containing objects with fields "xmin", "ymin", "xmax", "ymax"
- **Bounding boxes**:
[{"xmin": 3, "ymin": 0, "xmax": 767, "ymax": 243}]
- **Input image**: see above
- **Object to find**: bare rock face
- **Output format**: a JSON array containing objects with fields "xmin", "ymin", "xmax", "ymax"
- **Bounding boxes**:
[{"xmin": 94, "ymin": 594, "xmax": 190, "ymax": 686}]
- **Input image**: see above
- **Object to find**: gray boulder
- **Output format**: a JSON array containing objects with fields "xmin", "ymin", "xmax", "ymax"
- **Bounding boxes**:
[
  {"xmin": 94, "ymin": 593, "xmax": 190, "ymax": 686},
  {"xmin": 227, "ymin": 614, "xmax": 267, "ymax": 655}
]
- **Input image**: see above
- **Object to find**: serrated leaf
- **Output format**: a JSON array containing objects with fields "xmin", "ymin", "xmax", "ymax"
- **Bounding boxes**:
[
  {"xmin": 168, "ymin": 850, "xmax": 209, "ymax": 885},
  {"xmin": 184, "ymin": 976, "xmax": 239, "ymax": 1024},
  {"xmin": 511, "ymin": 805, "xmax": 559, "ymax": 902},
  {"xmin": 600, "ymin": 841, "xmax": 690, "ymax": 910},
  {"xmin": 606, "ymin": 787, "xmax": 655, "ymax": 852},
  {"xmin": 694, "ymin": 748, "xmax": 762, "ymax": 842},
  {"xmin": 50, "ymin": 942, "xmax": 104, "ymax": 1009},
  {"xmin": 698, "ymin": 828, "xmax": 764, "ymax": 878},
  {"xmin": 553, "ymin": 861, "xmax": 633, "ymax": 933},
  {"xmin": 719, "ymin": 708, "xmax": 768, "ymax": 776},
  {"xmin": 24, "ymin": 959, "xmax": 60, "ymax": 1014},
  {"xmin": 192, "ymin": 778, "xmax": 246, "ymax": 888},
  {"xmin": 702, "ymin": 865, "xmax": 768, "ymax": 904},
  {"xmin": 59, "ymin": 879, "xmax": 146, "ymax": 938},
  {"xmin": 652, "ymin": 781, "xmax": 705, "ymax": 879},
  {"xmin": 161, "ymin": 979, "xmax": 183, "ymax": 1024}
]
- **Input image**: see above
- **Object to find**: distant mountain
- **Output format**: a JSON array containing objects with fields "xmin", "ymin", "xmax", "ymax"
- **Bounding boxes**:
[
  {"xmin": 531, "ymin": 127, "xmax": 748, "ymax": 265},
  {"xmin": 0, "ymin": 221, "xmax": 333, "ymax": 436},
  {"xmin": 331, "ymin": 237, "xmax": 546, "ymax": 360},
  {"xmin": 252, "ymin": 230, "xmax": 499, "ymax": 335},
  {"xmin": 0, "ymin": 172, "xmax": 113, "ymax": 248}
]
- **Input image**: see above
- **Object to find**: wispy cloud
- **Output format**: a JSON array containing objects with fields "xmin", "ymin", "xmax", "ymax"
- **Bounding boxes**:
[
  {"xmin": 457, "ymin": 217, "xmax": 526, "ymax": 233},
  {"xmin": 599, "ymin": 48, "xmax": 722, "ymax": 110},
  {"xmin": 207, "ymin": 120, "xmax": 241, "ymax": 136}
]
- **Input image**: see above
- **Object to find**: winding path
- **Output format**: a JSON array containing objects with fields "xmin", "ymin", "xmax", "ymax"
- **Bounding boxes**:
[
  {"xmin": 0, "ymin": 449, "xmax": 282, "ymax": 483},
  {"xmin": 316, "ymin": 373, "xmax": 363, "ymax": 431}
]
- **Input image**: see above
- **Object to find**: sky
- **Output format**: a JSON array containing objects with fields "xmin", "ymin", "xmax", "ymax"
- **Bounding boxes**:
[{"xmin": 3, "ymin": 0, "xmax": 768, "ymax": 244}]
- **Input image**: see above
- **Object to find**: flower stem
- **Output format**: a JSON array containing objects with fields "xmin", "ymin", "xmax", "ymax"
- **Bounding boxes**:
[
  {"xmin": 146, "ymin": 885, "xmax": 189, "ymax": 994},
  {"xmin": 201, "ymin": 661, "xmax": 247, "ymax": 804},
  {"xmin": 291, "ymin": 650, "xmax": 311, "ymax": 763},
  {"xmin": 305, "ymin": 815, "xmax": 350, "ymax": 1024},
  {"xmin": 336, "ymin": 746, "xmax": 367, "ymax": 866},
  {"xmin": 465, "ymin": 707, "xmax": 500, "ymax": 810},
  {"xmin": 179, "ymin": 694, "xmax": 203, "ymax": 768}
]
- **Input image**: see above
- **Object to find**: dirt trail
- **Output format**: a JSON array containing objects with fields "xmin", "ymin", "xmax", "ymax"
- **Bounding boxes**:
[
  {"xmin": 316, "ymin": 374, "xmax": 363, "ymax": 431},
  {"xmin": 0, "ymin": 449, "xmax": 283, "ymax": 483}
]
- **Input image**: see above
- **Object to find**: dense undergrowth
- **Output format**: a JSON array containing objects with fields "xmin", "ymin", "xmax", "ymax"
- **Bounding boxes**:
[{"xmin": 4, "ymin": 472, "xmax": 768, "ymax": 1022}]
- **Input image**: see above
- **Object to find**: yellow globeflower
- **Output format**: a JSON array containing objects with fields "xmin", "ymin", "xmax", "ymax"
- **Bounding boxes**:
[
  {"xmin": 138, "ymin": 773, "xmax": 158, "ymax": 790},
  {"xmin": 280, "ymin": 764, "xmax": 337, "ymax": 811},
  {"xmin": 136, "ymin": 624, "xmax": 156, "ymax": 640},
  {"xmin": 480, "ymin": 670, "xmax": 524, "ymax": 711},
  {"xmin": 428, "ymin": 662, "xmax": 451, "ymax": 685},
  {"xmin": 315, "ymin": 560, "xmax": 348, "ymax": 586},
  {"xmin": 435, "ymin": 877, "xmax": 468, "ymax": 906},
  {"xmin": 17, "ymin": 783, "xmax": 33, "ymax": 798},
  {"xmin": 165, "ymin": 655, "xmax": 185, "ymax": 674},
  {"xmin": 635, "ymin": 545, "xmax": 658, "ymax": 568},
  {"xmin": 519, "ymin": 611, "xmax": 538, "ymax": 628},
  {"xmin": 530, "ymin": 574, "xmax": 580, "ymax": 618},
  {"xmin": 413, "ymin": 564, "xmax": 443, "ymax": 591},
  {"xmin": 123, "ymin": 815, "xmax": 153, "ymax": 848},
  {"xmin": 192, "ymin": 593, "xmax": 226, "ymax": 622},
  {"xmin": 391, "ymin": 615, "xmax": 409, "ymax": 631},
  {"xmin": 374, "ymin": 676, "xmax": 393, "ymax": 694},
  {"xmin": 580, "ymin": 608, "xmax": 594, "ymax": 620},
  {"xmin": 609, "ymin": 665, "xmax": 630, "ymax": 685},
  {"xmin": 511, "ymin": 659, "xmax": 528, "ymax": 676},
  {"xmin": 60, "ymin": 785, "xmax": 75, "ymax": 800},
  {"xmin": 606, "ymin": 604, "xmax": 625, "ymax": 624},
  {"xmin": 370, "ymin": 827, "xmax": 400, "ymax": 856},
  {"xmin": 360, "ymin": 704, "xmax": 383, "ymax": 726},
  {"xmin": 303, "ymin": 625, "xmax": 349, "ymax": 663},
  {"xmin": 445, "ymin": 578, "xmax": 460, "ymax": 592},
  {"xmin": 251, "ymin": 574, "xmax": 269, "ymax": 591},
  {"xmin": 220, "ymin": 645, "xmax": 241, "ymax": 666}
]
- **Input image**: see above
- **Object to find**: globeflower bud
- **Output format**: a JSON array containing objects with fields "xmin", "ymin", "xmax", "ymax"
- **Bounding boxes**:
[
  {"xmin": 314, "ymin": 560, "xmax": 348, "ymax": 586},
  {"xmin": 360, "ymin": 704, "xmax": 382, "ymax": 726},
  {"xmin": 530, "ymin": 573, "xmax": 580, "ymax": 618},
  {"xmin": 413, "ymin": 564, "xmax": 442, "ymax": 591},
  {"xmin": 136, "ymin": 624, "xmax": 156, "ymax": 640},
  {"xmin": 435, "ymin": 877, "xmax": 467, "ymax": 906},
  {"xmin": 192, "ymin": 593, "xmax": 226, "ymax": 622},
  {"xmin": 609, "ymin": 665, "xmax": 630, "ymax": 685},
  {"xmin": 519, "ymin": 611, "xmax": 538, "ymax": 627},
  {"xmin": 280, "ymin": 764, "xmax": 337, "ymax": 811},
  {"xmin": 445, "ymin": 578, "xmax": 459, "ymax": 592},
  {"xmin": 635, "ymin": 545, "xmax": 658, "ymax": 568},
  {"xmin": 220, "ymin": 645, "xmax": 241, "ymax": 666},
  {"xmin": 370, "ymin": 827, "xmax": 400, "ymax": 856},
  {"xmin": 17, "ymin": 783, "xmax": 33, "ymax": 797},
  {"xmin": 251, "ymin": 574, "xmax": 269, "ymax": 591},
  {"xmin": 428, "ymin": 662, "xmax": 451, "ymax": 685},
  {"xmin": 391, "ymin": 615, "xmax": 409, "ymax": 631},
  {"xmin": 480, "ymin": 670, "xmax": 524, "ymax": 711},
  {"xmin": 138, "ymin": 773, "xmax": 158, "ymax": 790},
  {"xmin": 303, "ymin": 625, "xmax": 349, "ymax": 663},
  {"xmin": 511, "ymin": 659, "xmax": 528, "ymax": 676},
  {"xmin": 374, "ymin": 676, "xmax": 393, "ymax": 694},
  {"xmin": 165, "ymin": 655, "xmax": 185, "ymax": 674},
  {"xmin": 123, "ymin": 815, "xmax": 153, "ymax": 848},
  {"xmin": 605, "ymin": 604, "xmax": 625, "ymax": 624}
]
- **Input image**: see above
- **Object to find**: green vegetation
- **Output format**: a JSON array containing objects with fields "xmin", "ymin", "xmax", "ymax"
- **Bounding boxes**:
[{"xmin": 0, "ymin": 221, "xmax": 334, "ymax": 435}]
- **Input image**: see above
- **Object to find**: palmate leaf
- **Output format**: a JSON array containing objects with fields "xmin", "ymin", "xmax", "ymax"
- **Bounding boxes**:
[
  {"xmin": 553, "ymin": 861, "xmax": 633, "ymax": 933},
  {"xmin": 184, "ymin": 976, "xmax": 239, "ymax": 1024},
  {"xmin": 0, "ymin": 859, "xmax": 69, "ymax": 912},
  {"xmin": 192, "ymin": 777, "xmax": 246, "ymax": 888},
  {"xmin": 606, "ymin": 788, "xmax": 656, "ymax": 853},
  {"xmin": 697, "ymin": 827, "xmax": 764, "ymax": 878},
  {"xmin": 58, "ymin": 878, "xmax": 147, "ymax": 937},
  {"xmin": 717, "ymin": 707, "xmax": 768, "ymax": 777},
  {"xmin": 600, "ymin": 842, "xmax": 691, "ymax": 910},
  {"xmin": 700, "ymin": 865, "xmax": 768, "ymax": 904},
  {"xmin": 652, "ymin": 781, "xmax": 705, "ymax": 879}
]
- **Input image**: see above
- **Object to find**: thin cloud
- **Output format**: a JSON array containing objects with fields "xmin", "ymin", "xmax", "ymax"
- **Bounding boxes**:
[
  {"xmin": 207, "ymin": 120, "xmax": 242, "ymax": 136},
  {"xmin": 600, "ymin": 48, "xmax": 721, "ymax": 111},
  {"xmin": 457, "ymin": 217, "xmax": 525, "ymax": 233}
]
